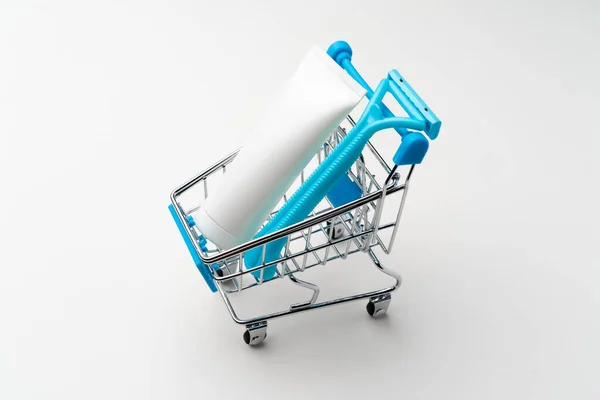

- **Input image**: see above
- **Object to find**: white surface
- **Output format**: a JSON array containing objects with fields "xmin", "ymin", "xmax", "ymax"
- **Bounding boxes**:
[
  {"xmin": 194, "ymin": 45, "xmax": 365, "ymax": 250},
  {"xmin": 1, "ymin": 1, "xmax": 599, "ymax": 399}
]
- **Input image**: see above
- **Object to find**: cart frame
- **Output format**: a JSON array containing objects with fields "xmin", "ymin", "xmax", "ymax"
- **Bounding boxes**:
[{"xmin": 170, "ymin": 116, "xmax": 414, "ymax": 345}]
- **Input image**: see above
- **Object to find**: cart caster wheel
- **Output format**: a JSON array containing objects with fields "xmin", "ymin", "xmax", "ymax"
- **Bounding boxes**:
[
  {"xmin": 243, "ymin": 322, "xmax": 268, "ymax": 346},
  {"xmin": 367, "ymin": 294, "xmax": 392, "ymax": 318},
  {"xmin": 215, "ymin": 269, "xmax": 224, "ymax": 277}
]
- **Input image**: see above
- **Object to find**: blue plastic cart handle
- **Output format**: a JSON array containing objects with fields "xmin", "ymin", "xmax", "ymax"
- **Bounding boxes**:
[{"xmin": 169, "ymin": 204, "xmax": 218, "ymax": 292}]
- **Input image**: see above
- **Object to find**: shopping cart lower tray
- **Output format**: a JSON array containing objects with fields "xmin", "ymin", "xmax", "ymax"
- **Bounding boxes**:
[{"xmin": 168, "ymin": 41, "xmax": 441, "ymax": 346}]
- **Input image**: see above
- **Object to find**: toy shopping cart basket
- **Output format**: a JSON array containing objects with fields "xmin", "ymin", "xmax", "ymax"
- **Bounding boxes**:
[{"xmin": 168, "ymin": 41, "xmax": 441, "ymax": 346}]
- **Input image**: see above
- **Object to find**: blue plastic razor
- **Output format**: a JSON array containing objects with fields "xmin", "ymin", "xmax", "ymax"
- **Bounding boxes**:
[{"xmin": 245, "ymin": 41, "xmax": 441, "ymax": 279}]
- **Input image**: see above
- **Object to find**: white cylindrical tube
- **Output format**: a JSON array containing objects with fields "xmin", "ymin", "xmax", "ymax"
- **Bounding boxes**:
[{"xmin": 193, "ymin": 45, "xmax": 366, "ymax": 250}]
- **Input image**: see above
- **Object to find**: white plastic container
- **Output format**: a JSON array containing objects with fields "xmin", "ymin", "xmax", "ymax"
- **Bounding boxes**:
[{"xmin": 193, "ymin": 45, "xmax": 366, "ymax": 250}]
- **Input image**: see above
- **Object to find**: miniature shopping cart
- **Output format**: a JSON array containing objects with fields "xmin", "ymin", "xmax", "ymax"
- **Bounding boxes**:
[{"xmin": 168, "ymin": 41, "xmax": 441, "ymax": 346}]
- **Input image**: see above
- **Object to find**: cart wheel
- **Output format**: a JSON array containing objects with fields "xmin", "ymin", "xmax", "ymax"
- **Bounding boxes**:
[
  {"xmin": 367, "ymin": 294, "xmax": 392, "ymax": 318},
  {"xmin": 215, "ymin": 269, "xmax": 224, "ymax": 277},
  {"xmin": 243, "ymin": 322, "xmax": 268, "ymax": 346}
]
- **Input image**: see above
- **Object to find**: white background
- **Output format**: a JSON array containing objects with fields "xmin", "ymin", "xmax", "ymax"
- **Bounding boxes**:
[{"xmin": 1, "ymin": 1, "xmax": 599, "ymax": 399}]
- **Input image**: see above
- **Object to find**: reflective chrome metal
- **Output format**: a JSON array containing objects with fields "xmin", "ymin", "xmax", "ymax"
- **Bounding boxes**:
[
  {"xmin": 169, "ymin": 117, "xmax": 417, "ymax": 343},
  {"xmin": 244, "ymin": 321, "xmax": 267, "ymax": 346},
  {"xmin": 288, "ymin": 273, "xmax": 320, "ymax": 310},
  {"xmin": 387, "ymin": 165, "xmax": 413, "ymax": 254},
  {"xmin": 367, "ymin": 294, "xmax": 392, "ymax": 317}
]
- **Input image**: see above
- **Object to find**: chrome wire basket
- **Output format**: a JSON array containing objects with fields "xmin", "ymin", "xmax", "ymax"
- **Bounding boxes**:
[{"xmin": 170, "ymin": 116, "xmax": 414, "ymax": 345}]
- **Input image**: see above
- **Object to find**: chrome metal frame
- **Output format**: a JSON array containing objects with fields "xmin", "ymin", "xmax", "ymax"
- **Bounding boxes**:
[{"xmin": 170, "ymin": 117, "xmax": 415, "ymax": 343}]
